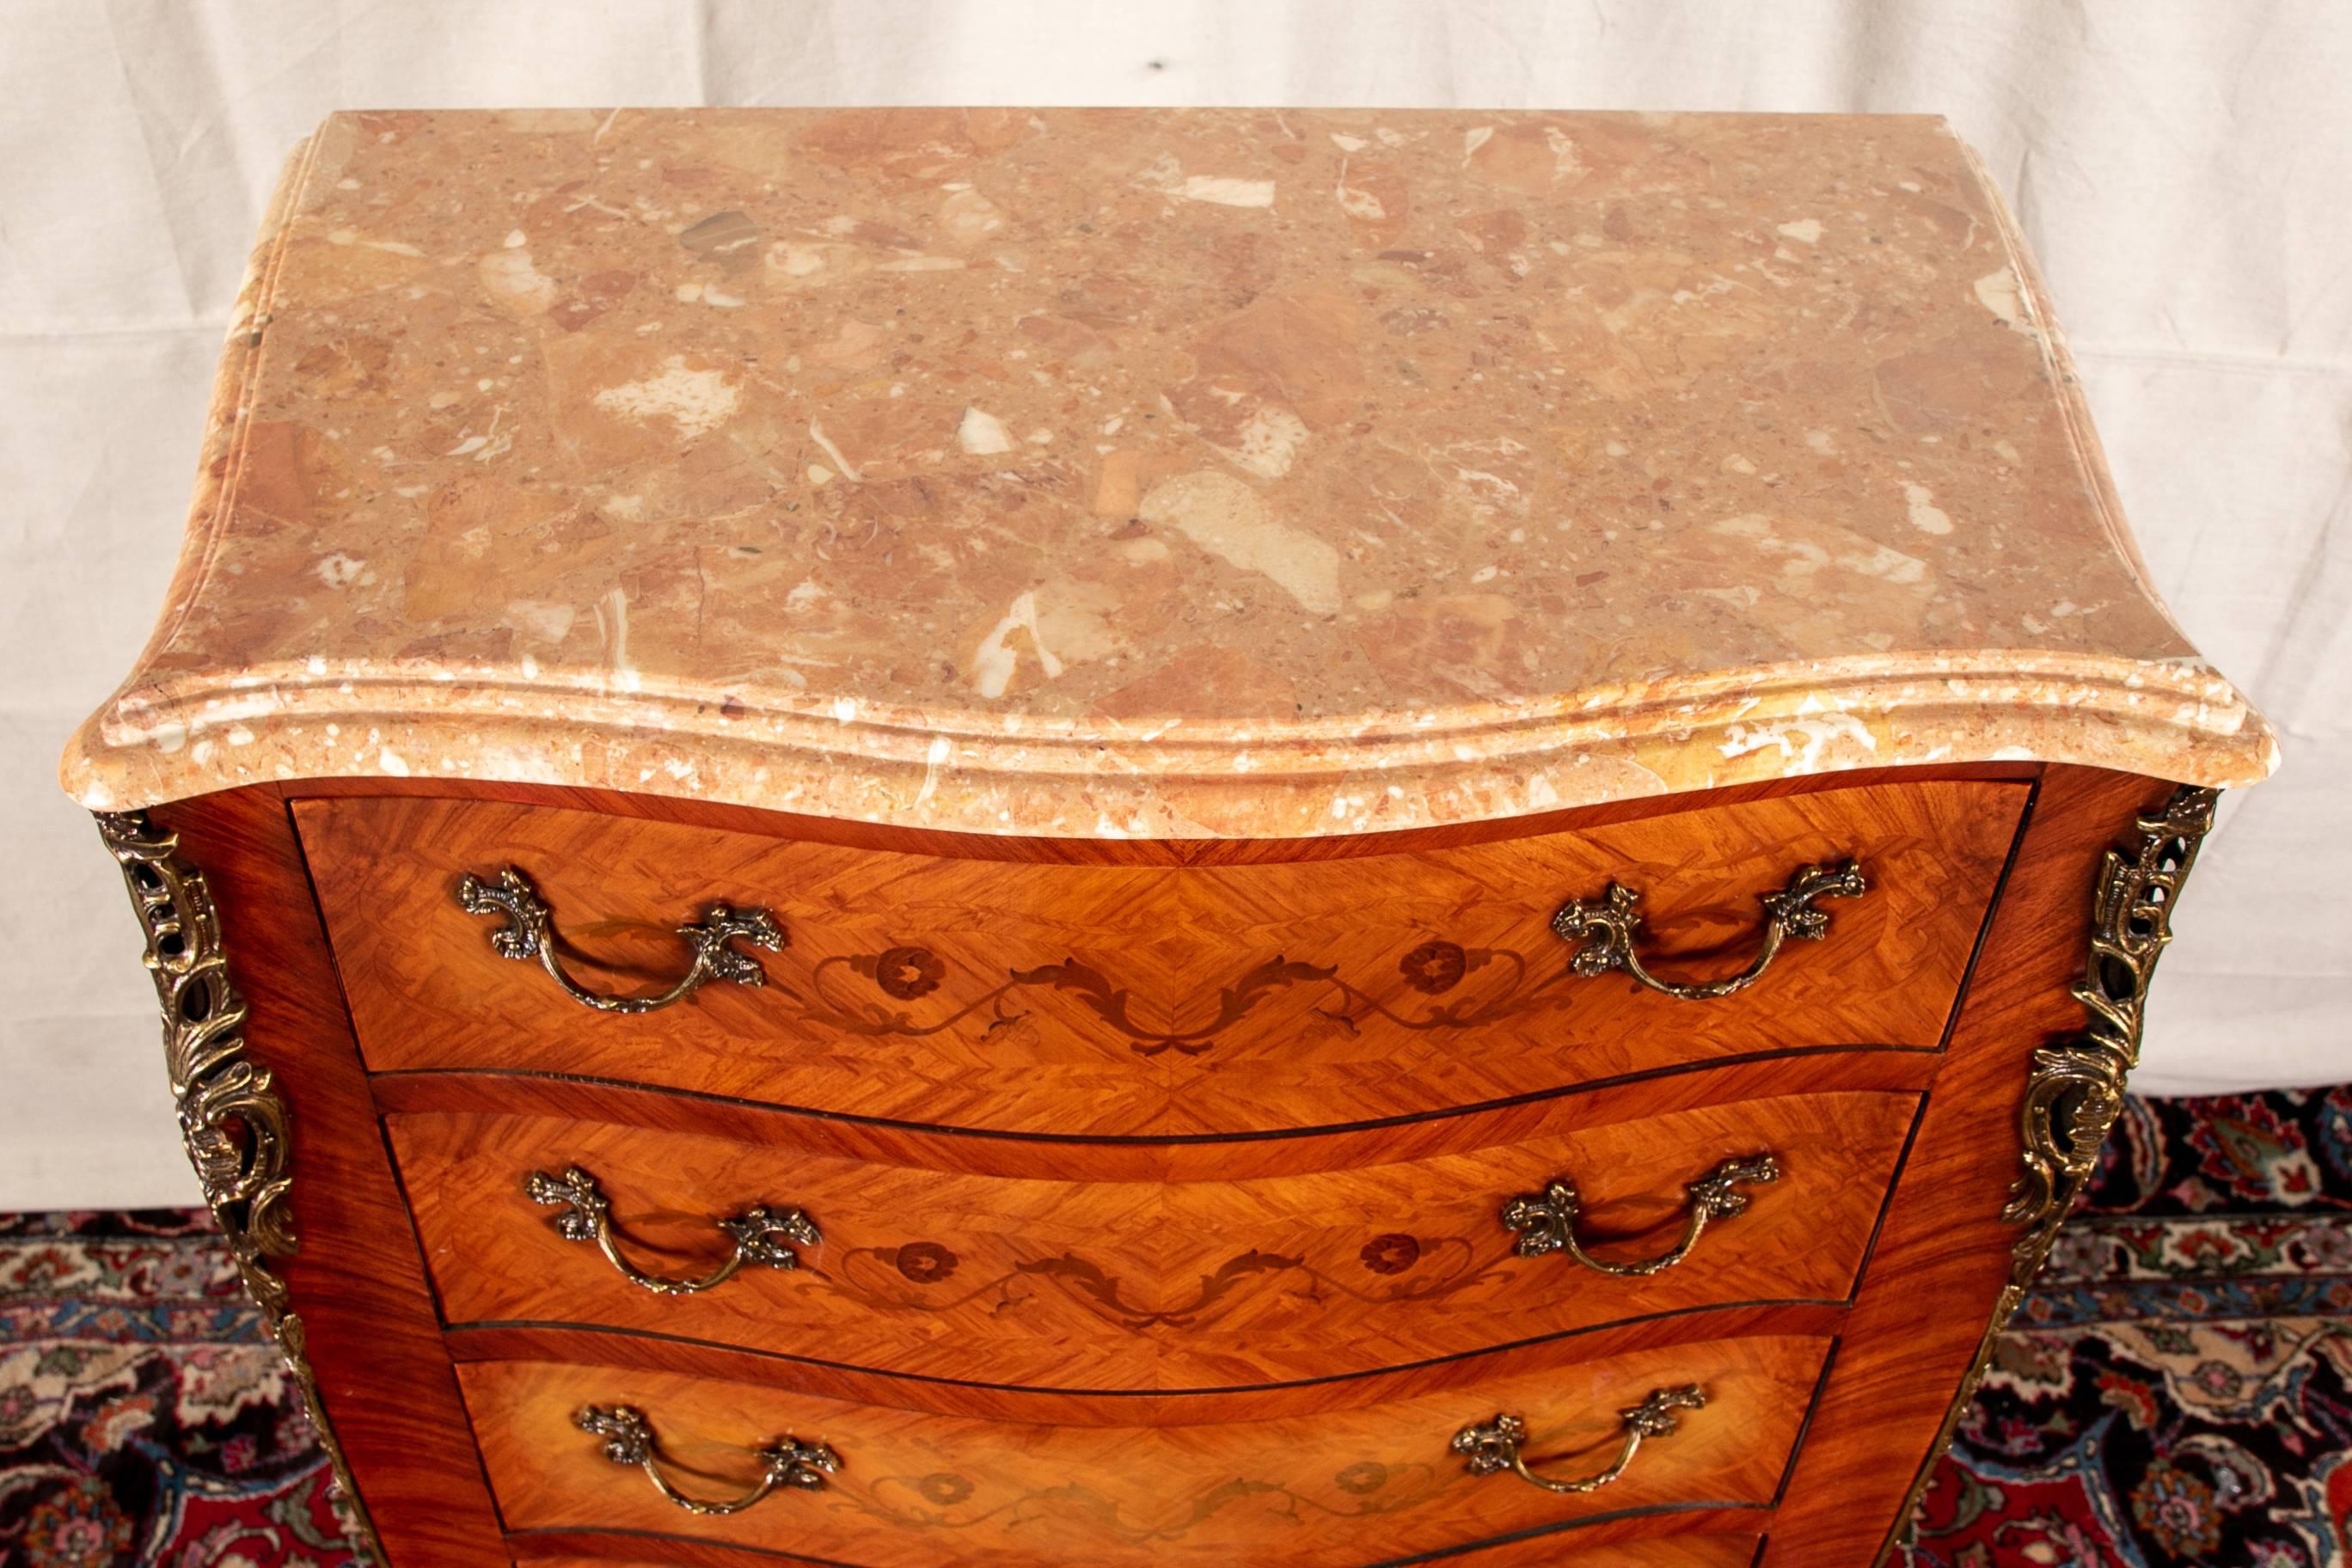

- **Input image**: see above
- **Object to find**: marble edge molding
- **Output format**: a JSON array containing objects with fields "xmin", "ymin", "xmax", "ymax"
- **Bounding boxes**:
[
  {"xmin": 60, "ymin": 112, "xmax": 2281, "ymax": 839},
  {"xmin": 63, "ymin": 646, "xmax": 2275, "ymax": 838}
]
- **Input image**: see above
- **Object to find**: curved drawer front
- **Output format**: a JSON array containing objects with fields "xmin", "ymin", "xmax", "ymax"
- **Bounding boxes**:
[
  {"xmin": 512, "ymin": 1527, "xmax": 1762, "ymax": 1566},
  {"xmin": 1451, "ymin": 1530, "xmax": 1761, "ymax": 1566},
  {"xmin": 390, "ymin": 1089, "xmax": 1913, "ymax": 1390},
  {"xmin": 299, "ymin": 780, "xmax": 2023, "ymax": 1134},
  {"xmin": 462, "ymin": 1333, "xmax": 1826, "ymax": 1566}
]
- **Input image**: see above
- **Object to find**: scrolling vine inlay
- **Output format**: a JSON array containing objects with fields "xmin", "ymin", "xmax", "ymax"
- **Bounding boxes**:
[{"xmin": 782, "ymin": 939, "xmax": 1578, "ymax": 1057}]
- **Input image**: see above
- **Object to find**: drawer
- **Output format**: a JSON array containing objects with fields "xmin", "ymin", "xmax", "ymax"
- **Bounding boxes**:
[
  {"xmin": 462, "ymin": 1332, "xmax": 1826, "ymax": 1566},
  {"xmin": 389, "ymin": 1087, "xmax": 1915, "ymax": 1389},
  {"xmin": 299, "ymin": 779, "xmax": 2024, "ymax": 1134},
  {"xmin": 1452, "ymin": 1530, "xmax": 1761, "ymax": 1565},
  {"xmin": 510, "ymin": 1528, "xmax": 1762, "ymax": 1566}
]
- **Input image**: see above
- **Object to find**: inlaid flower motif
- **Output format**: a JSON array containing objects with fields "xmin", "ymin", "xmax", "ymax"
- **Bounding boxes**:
[
  {"xmin": 1399, "ymin": 940, "xmax": 1467, "ymax": 995},
  {"xmin": 1333, "ymin": 1461, "xmax": 1389, "ymax": 1495},
  {"xmin": 1359, "ymin": 1233, "xmax": 1422, "ymax": 1275},
  {"xmin": 874, "ymin": 946, "xmax": 946, "ymax": 1000},
  {"xmin": 916, "ymin": 1472, "xmax": 975, "ymax": 1505},
  {"xmin": 894, "ymin": 1241, "xmax": 959, "ymax": 1283}
]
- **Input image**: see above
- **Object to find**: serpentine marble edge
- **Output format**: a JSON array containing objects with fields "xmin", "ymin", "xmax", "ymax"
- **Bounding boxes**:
[{"xmin": 61, "ymin": 108, "xmax": 2275, "ymax": 837}]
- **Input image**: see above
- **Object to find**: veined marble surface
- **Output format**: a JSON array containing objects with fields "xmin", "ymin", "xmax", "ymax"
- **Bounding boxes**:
[{"xmin": 63, "ymin": 108, "xmax": 2274, "ymax": 836}]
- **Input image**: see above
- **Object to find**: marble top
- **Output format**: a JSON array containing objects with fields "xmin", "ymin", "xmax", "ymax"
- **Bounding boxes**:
[{"xmin": 64, "ymin": 108, "xmax": 2275, "ymax": 837}]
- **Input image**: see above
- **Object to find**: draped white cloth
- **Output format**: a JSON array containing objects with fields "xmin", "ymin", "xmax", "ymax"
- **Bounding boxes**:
[{"xmin": 3, "ymin": 0, "xmax": 2344, "ymax": 1205}]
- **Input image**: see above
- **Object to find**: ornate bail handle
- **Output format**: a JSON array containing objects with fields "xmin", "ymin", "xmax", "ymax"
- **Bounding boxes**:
[
  {"xmin": 1453, "ymin": 1386, "xmax": 1705, "ymax": 1496},
  {"xmin": 1553, "ymin": 859, "xmax": 1866, "ymax": 1001},
  {"xmin": 1501, "ymin": 1154, "xmax": 1779, "ymax": 1277},
  {"xmin": 456, "ymin": 865, "xmax": 785, "ymax": 1014},
  {"xmin": 528, "ymin": 1166, "xmax": 818, "ymax": 1296},
  {"xmin": 579, "ymin": 1405, "xmax": 838, "ymax": 1516}
]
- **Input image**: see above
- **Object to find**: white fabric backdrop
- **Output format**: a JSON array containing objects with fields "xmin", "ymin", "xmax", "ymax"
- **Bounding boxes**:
[{"xmin": 3, "ymin": 0, "xmax": 2345, "ymax": 1207}]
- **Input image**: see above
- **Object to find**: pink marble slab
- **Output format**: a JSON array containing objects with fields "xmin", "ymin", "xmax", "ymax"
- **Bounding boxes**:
[{"xmin": 63, "ymin": 108, "xmax": 2274, "ymax": 836}]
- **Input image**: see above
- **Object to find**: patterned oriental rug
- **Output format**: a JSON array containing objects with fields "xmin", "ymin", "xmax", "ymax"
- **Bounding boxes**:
[
  {"xmin": 2, "ymin": 1087, "xmax": 2347, "ymax": 1568},
  {"xmin": 1896, "ymin": 1086, "xmax": 2352, "ymax": 1568}
]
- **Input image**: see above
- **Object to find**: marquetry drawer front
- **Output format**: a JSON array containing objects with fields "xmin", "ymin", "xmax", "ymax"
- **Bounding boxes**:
[
  {"xmin": 389, "ymin": 1087, "xmax": 1914, "ymax": 1390},
  {"xmin": 297, "ymin": 780, "xmax": 2023, "ymax": 1135},
  {"xmin": 508, "ymin": 1529, "xmax": 1765, "ymax": 1567},
  {"xmin": 462, "ymin": 1333, "xmax": 1826, "ymax": 1566}
]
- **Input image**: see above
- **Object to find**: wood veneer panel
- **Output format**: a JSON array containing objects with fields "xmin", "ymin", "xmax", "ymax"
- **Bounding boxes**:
[
  {"xmin": 1760, "ymin": 766, "xmax": 2173, "ymax": 1564},
  {"xmin": 367, "ymin": 1050, "xmax": 1940, "ymax": 1169},
  {"xmin": 371, "ymin": 1048, "xmax": 1947, "ymax": 1161},
  {"xmin": 510, "ymin": 1522, "xmax": 1763, "ymax": 1565},
  {"xmin": 156, "ymin": 789, "xmax": 506, "ymax": 1565},
  {"xmin": 300, "ymin": 780, "xmax": 2024, "ymax": 1135},
  {"xmin": 1436, "ymin": 1528, "xmax": 1762, "ymax": 1565},
  {"xmin": 443, "ymin": 1306, "xmax": 1850, "ymax": 1421},
  {"xmin": 462, "ymin": 1333, "xmax": 1826, "ymax": 1565},
  {"xmin": 391, "ymin": 1089, "xmax": 1914, "ymax": 1389},
  {"xmin": 507, "ymin": 1551, "xmax": 859, "ymax": 1568},
  {"xmin": 120, "ymin": 761, "xmax": 2122, "ymax": 1567}
]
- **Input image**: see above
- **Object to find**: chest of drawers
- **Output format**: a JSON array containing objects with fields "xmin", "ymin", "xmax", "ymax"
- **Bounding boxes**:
[{"xmin": 65, "ymin": 108, "xmax": 2275, "ymax": 1565}]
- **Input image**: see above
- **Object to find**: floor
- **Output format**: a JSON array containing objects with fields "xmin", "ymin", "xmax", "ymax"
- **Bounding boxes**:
[{"xmin": 3, "ymin": 1086, "xmax": 2346, "ymax": 1567}]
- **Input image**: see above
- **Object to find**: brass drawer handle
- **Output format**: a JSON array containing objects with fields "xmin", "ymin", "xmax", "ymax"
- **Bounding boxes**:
[
  {"xmin": 1454, "ymin": 1385, "xmax": 1704, "ymax": 1495},
  {"xmin": 528, "ymin": 1166, "xmax": 818, "ymax": 1296},
  {"xmin": 1502, "ymin": 1154, "xmax": 1779, "ymax": 1277},
  {"xmin": 579, "ymin": 1404, "xmax": 837, "ymax": 1516},
  {"xmin": 456, "ymin": 865, "xmax": 785, "ymax": 1014},
  {"xmin": 1553, "ymin": 859, "xmax": 1865, "ymax": 1001}
]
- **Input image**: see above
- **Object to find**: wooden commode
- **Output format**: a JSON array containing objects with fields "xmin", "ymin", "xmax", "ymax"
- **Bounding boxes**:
[{"xmin": 64, "ymin": 108, "xmax": 2277, "ymax": 1566}]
